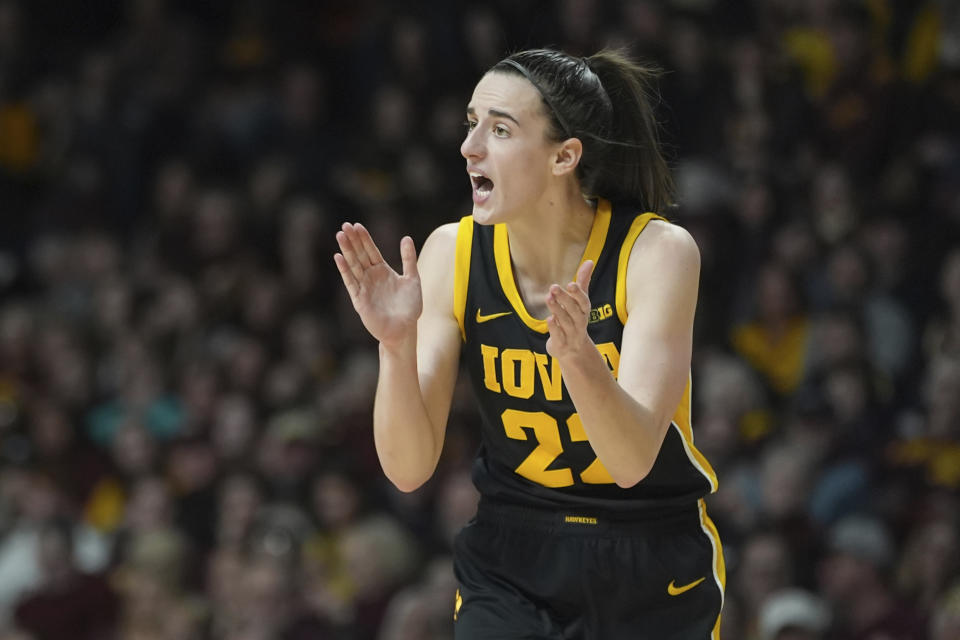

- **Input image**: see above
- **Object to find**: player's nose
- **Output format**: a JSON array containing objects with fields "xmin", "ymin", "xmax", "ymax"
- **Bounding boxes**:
[{"xmin": 460, "ymin": 128, "xmax": 485, "ymax": 160}]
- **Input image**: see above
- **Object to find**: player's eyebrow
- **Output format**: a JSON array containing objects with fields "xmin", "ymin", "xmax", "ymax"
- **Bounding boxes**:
[{"xmin": 466, "ymin": 106, "xmax": 520, "ymax": 126}]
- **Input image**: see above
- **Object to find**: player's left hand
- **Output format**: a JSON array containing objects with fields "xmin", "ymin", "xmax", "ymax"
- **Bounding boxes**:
[{"xmin": 545, "ymin": 260, "xmax": 595, "ymax": 360}]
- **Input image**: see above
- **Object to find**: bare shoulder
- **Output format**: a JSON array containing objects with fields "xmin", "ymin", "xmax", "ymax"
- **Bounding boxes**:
[
  {"xmin": 419, "ymin": 222, "xmax": 460, "ymax": 263},
  {"xmin": 418, "ymin": 222, "xmax": 462, "ymax": 312},
  {"xmin": 630, "ymin": 219, "xmax": 700, "ymax": 270},
  {"xmin": 625, "ymin": 219, "xmax": 700, "ymax": 315}
]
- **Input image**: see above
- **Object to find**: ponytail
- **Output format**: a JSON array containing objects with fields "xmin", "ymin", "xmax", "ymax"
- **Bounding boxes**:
[
  {"xmin": 492, "ymin": 48, "xmax": 674, "ymax": 213},
  {"xmin": 584, "ymin": 51, "xmax": 674, "ymax": 213}
]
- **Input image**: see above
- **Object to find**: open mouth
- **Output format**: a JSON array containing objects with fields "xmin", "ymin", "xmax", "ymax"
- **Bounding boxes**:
[{"xmin": 470, "ymin": 173, "xmax": 494, "ymax": 199}]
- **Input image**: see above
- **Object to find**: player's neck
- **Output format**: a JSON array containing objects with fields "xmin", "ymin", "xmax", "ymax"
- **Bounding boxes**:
[{"xmin": 505, "ymin": 187, "xmax": 597, "ymax": 289}]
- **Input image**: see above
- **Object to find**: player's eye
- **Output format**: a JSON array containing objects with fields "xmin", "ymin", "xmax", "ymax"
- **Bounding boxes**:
[
  {"xmin": 463, "ymin": 119, "xmax": 478, "ymax": 131},
  {"xmin": 494, "ymin": 124, "xmax": 509, "ymax": 137}
]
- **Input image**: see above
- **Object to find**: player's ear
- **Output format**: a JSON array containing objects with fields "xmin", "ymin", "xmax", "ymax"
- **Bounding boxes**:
[{"xmin": 551, "ymin": 137, "xmax": 583, "ymax": 177}]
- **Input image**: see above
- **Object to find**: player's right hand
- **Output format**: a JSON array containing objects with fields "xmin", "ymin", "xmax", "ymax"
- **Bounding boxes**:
[{"xmin": 334, "ymin": 222, "xmax": 422, "ymax": 349}]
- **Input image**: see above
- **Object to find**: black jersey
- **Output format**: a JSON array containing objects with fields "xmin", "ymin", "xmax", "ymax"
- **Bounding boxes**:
[{"xmin": 453, "ymin": 198, "xmax": 718, "ymax": 513}]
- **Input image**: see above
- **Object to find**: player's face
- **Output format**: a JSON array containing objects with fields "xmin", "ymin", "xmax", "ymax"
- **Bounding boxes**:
[{"xmin": 460, "ymin": 72, "xmax": 558, "ymax": 224}]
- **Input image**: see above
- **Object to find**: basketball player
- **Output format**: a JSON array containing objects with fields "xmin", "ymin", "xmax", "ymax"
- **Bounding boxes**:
[{"xmin": 334, "ymin": 48, "xmax": 724, "ymax": 639}]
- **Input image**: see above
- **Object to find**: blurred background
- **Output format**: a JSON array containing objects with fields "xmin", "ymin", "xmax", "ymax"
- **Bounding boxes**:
[{"xmin": 0, "ymin": 0, "xmax": 959, "ymax": 639}]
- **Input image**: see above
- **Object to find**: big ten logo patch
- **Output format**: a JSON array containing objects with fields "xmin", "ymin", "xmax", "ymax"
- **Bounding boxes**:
[{"xmin": 589, "ymin": 303, "xmax": 613, "ymax": 323}]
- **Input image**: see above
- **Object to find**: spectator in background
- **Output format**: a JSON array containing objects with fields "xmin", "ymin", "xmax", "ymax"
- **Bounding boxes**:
[
  {"xmin": 931, "ymin": 584, "xmax": 960, "ymax": 640},
  {"xmin": 732, "ymin": 261, "xmax": 811, "ymax": 398},
  {"xmin": 213, "ymin": 472, "xmax": 263, "ymax": 551},
  {"xmin": 377, "ymin": 556, "xmax": 457, "ymax": 640},
  {"xmin": 926, "ymin": 247, "xmax": 960, "ymax": 357},
  {"xmin": 819, "ymin": 515, "xmax": 926, "ymax": 640},
  {"xmin": 112, "ymin": 528, "xmax": 204, "ymax": 640},
  {"xmin": 0, "ymin": 471, "xmax": 66, "ymax": 624},
  {"xmin": 13, "ymin": 520, "xmax": 117, "ymax": 640},
  {"xmin": 822, "ymin": 242, "xmax": 914, "ymax": 385},
  {"xmin": 733, "ymin": 530, "xmax": 795, "ymax": 638},
  {"xmin": 896, "ymin": 516, "xmax": 960, "ymax": 617},
  {"xmin": 757, "ymin": 588, "xmax": 831, "ymax": 640}
]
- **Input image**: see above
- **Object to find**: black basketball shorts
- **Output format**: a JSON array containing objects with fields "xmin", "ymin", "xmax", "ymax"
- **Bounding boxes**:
[{"xmin": 452, "ymin": 498, "xmax": 725, "ymax": 640}]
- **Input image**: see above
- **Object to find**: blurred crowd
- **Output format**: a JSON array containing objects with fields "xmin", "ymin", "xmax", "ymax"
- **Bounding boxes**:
[{"xmin": 0, "ymin": 0, "xmax": 959, "ymax": 639}]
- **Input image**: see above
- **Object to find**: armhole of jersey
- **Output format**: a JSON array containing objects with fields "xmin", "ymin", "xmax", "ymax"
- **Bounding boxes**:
[
  {"xmin": 453, "ymin": 216, "xmax": 474, "ymax": 342},
  {"xmin": 614, "ymin": 212, "xmax": 666, "ymax": 324},
  {"xmin": 672, "ymin": 373, "xmax": 719, "ymax": 493},
  {"xmin": 616, "ymin": 214, "xmax": 720, "ymax": 494}
]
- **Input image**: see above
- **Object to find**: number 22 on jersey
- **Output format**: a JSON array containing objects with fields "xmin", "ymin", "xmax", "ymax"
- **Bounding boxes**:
[{"xmin": 502, "ymin": 409, "xmax": 615, "ymax": 487}]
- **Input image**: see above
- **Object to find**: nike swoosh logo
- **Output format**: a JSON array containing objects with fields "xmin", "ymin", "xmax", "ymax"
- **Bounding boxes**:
[
  {"xmin": 476, "ymin": 309, "xmax": 512, "ymax": 323},
  {"xmin": 667, "ymin": 577, "xmax": 706, "ymax": 596}
]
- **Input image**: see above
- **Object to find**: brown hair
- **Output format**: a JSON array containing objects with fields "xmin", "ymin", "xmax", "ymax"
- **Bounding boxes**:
[{"xmin": 491, "ymin": 48, "xmax": 674, "ymax": 213}]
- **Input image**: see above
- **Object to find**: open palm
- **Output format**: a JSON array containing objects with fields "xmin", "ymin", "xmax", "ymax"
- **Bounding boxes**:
[{"xmin": 334, "ymin": 223, "xmax": 422, "ymax": 347}]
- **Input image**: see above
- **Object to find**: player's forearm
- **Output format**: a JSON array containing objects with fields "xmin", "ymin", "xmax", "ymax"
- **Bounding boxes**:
[
  {"xmin": 557, "ymin": 346, "xmax": 668, "ymax": 488},
  {"xmin": 373, "ymin": 339, "xmax": 442, "ymax": 492}
]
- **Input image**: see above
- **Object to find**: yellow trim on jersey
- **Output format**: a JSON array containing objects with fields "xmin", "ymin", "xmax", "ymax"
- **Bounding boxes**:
[
  {"xmin": 582, "ymin": 198, "xmax": 611, "ymax": 273},
  {"xmin": 493, "ymin": 224, "xmax": 546, "ymax": 332},
  {"xmin": 672, "ymin": 374, "xmax": 719, "ymax": 492},
  {"xmin": 454, "ymin": 216, "xmax": 474, "ymax": 342},
  {"xmin": 614, "ymin": 212, "xmax": 666, "ymax": 325},
  {"xmin": 494, "ymin": 199, "xmax": 612, "ymax": 334},
  {"xmin": 613, "ymin": 213, "xmax": 718, "ymax": 493},
  {"xmin": 698, "ymin": 498, "xmax": 726, "ymax": 639}
]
